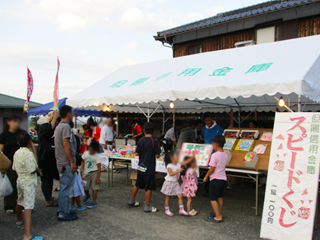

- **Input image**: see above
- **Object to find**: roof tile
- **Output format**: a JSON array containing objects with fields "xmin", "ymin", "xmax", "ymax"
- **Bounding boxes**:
[{"xmin": 156, "ymin": 0, "xmax": 313, "ymax": 37}]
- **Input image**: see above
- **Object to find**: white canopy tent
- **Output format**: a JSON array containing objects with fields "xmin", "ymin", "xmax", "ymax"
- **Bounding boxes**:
[{"xmin": 68, "ymin": 35, "xmax": 320, "ymax": 120}]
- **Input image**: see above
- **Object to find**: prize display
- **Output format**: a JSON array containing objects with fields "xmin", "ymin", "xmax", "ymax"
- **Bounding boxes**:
[
  {"xmin": 234, "ymin": 139, "xmax": 254, "ymax": 152},
  {"xmin": 253, "ymin": 144, "xmax": 268, "ymax": 154},
  {"xmin": 243, "ymin": 152, "xmax": 259, "ymax": 168},
  {"xmin": 223, "ymin": 129, "xmax": 240, "ymax": 138},
  {"xmin": 240, "ymin": 130, "xmax": 259, "ymax": 139},
  {"xmin": 179, "ymin": 143, "xmax": 212, "ymax": 167},
  {"xmin": 223, "ymin": 138, "xmax": 237, "ymax": 151},
  {"xmin": 260, "ymin": 132, "xmax": 273, "ymax": 141}
]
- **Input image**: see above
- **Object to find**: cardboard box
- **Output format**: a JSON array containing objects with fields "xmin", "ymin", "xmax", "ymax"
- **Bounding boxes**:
[
  {"xmin": 223, "ymin": 138, "xmax": 237, "ymax": 151},
  {"xmin": 243, "ymin": 152, "xmax": 259, "ymax": 168},
  {"xmin": 235, "ymin": 139, "xmax": 254, "ymax": 152},
  {"xmin": 130, "ymin": 172, "xmax": 164, "ymax": 187}
]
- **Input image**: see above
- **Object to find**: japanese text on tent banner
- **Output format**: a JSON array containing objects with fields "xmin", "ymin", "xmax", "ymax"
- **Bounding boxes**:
[
  {"xmin": 260, "ymin": 113, "xmax": 320, "ymax": 240},
  {"xmin": 52, "ymin": 58, "xmax": 60, "ymax": 110},
  {"xmin": 23, "ymin": 68, "xmax": 34, "ymax": 112},
  {"xmin": 179, "ymin": 143, "xmax": 212, "ymax": 167}
]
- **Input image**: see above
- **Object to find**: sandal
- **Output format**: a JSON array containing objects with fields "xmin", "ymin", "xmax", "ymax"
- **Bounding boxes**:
[
  {"xmin": 16, "ymin": 221, "xmax": 23, "ymax": 226},
  {"xmin": 28, "ymin": 236, "xmax": 43, "ymax": 240},
  {"xmin": 6, "ymin": 209, "xmax": 14, "ymax": 215},
  {"xmin": 46, "ymin": 200, "xmax": 58, "ymax": 207}
]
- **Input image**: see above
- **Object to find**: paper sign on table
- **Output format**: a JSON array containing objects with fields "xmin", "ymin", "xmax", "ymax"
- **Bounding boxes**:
[
  {"xmin": 131, "ymin": 158, "xmax": 167, "ymax": 173},
  {"xmin": 156, "ymin": 161, "xmax": 167, "ymax": 173},
  {"xmin": 131, "ymin": 159, "xmax": 139, "ymax": 170},
  {"xmin": 260, "ymin": 113, "xmax": 320, "ymax": 240},
  {"xmin": 100, "ymin": 155, "xmax": 109, "ymax": 169},
  {"xmin": 179, "ymin": 143, "xmax": 212, "ymax": 167}
]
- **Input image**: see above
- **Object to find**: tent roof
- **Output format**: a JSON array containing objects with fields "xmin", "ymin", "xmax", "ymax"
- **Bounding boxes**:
[
  {"xmin": 29, "ymin": 98, "xmax": 67, "ymax": 116},
  {"xmin": 29, "ymin": 98, "xmax": 103, "ymax": 117},
  {"xmin": 68, "ymin": 35, "xmax": 320, "ymax": 113},
  {"xmin": 0, "ymin": 93, "xmax": 41, "ymax": 109}
]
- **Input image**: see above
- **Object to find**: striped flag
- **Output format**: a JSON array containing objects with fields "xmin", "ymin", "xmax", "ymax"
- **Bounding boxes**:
[
  {"xmin": 23, "ymin": 67, "xmax": 34, "ymax": 112},
  {"xmin": 51, "ymin": 57, "xmax": 60, "ymax": 110}
]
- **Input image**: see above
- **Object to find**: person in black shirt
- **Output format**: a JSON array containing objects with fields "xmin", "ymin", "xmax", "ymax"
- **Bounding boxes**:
[
  {"xmin": 128, "ymin": 122, "xmax": 160, "ymax": 213},
  {"xmin": 0, "ymin": 115, "xmax": 37, "ymax": 214},
  {"xmin": 37, "ymin": 111, "xmax": 60, "ymax": 207}
]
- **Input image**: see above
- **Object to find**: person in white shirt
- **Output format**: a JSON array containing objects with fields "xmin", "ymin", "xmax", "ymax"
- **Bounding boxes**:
[
  {"xmin": 163, "ymin": 120, "xmax": 183, "ymax": 151},
  {"xmin": 99, "ymin": 118, "xmax": 114, "ymax": 152}
]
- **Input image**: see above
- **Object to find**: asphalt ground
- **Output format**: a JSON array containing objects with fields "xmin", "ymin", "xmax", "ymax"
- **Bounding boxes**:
[{"xmin": 1, "ymin": 170, "xmax": 320, "ymax": 240}]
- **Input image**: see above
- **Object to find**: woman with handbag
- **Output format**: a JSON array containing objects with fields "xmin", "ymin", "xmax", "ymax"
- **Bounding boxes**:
[
  {"xmin": 0, "ymin": 115, "xmax": 36, "ymax": 215},
  {"xmin": 37, "ymin": 111, "xmax": 60, "ymax": 207}
]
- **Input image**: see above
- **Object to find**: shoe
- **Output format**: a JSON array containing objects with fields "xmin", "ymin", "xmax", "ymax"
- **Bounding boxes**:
[
  {"xmin": 189, "ymin": 209, "xmax": 198, "ymax": 216},
  {"xmin": 128, "ymin": 200, "xmax": 140, "ymax": 207},
  {"xmin": 179, "ymin": 210, "xmax": 189, "ymax": 216},
  {"xmin": 87, "ymin": 202, "xmax": 97, "ymax": 209},
  {"xmin": 6, "ymin": 209, "xmax": 14, "ymax": 215},
  {"xmin": 206, "ymin": 216, "xmax": 222, "ymax": 223},
  {"xmin": 77, "ymin": 206, "xmax": 86, "ymax": 211},
  {"xmin": 57, "ymin": 211, "xmax": 77, "ymax": 216},
  {"xmin": 28, "ymin": 236, "xmax": 44, "ymax": 240},
  {"xmin": 58, "ymin": 213, "xmax": 78, "ymax": 221},
  {"xmin": 144, "ymin": 206, "xmax": 159, "ymax": 213},
  {"xmin": 16, "ymin": 221, "xmax": 23, "ymax": 226},
  {"xmin": 226, "ymin": 184, "xmax": 233, "ymax": 190},
  {"xmin": 82, "ymin": 195, "xmax": 90, "ymax": 203},
  {"xmin": 70, "ymin": 205, "xmax": 77, "ymax": 210},
  {"xmin": 165, "ymin": 211, "xmax": 174, "ymax": 217}
]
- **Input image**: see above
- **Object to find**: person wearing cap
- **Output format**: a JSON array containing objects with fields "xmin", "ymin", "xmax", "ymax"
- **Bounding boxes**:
[
  {"xmin": 128, "ymin": 121, "xmax": 143, "ymax": 143},
  {"xmin": 37, "ymin": 111, "xmax": 60, "ymax": 207}
]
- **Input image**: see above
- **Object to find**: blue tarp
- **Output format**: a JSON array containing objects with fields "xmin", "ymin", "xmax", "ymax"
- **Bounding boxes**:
[{"xmin": 29, "ymin": 98, "xmax": 103, "ymax": 117}]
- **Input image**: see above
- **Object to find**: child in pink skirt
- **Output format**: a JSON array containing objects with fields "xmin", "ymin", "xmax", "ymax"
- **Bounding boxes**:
[
  {"xmin": 160, "ymin": 150, "xmax": 194, "ymax": 217},
  {"xmin": 181, "ymin": 157, "xmax": 199, "ymax": 216}
]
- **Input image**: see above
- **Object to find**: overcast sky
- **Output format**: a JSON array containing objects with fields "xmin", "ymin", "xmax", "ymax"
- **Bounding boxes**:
[{"xmin": 0, "ymin": 0, "xmax": 266, "ymax": 104}]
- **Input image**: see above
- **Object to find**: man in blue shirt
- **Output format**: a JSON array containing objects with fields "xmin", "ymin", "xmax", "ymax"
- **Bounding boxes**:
[{"xmin": 202, "ymin": 113, "xmax": 223, "ymax": 145}]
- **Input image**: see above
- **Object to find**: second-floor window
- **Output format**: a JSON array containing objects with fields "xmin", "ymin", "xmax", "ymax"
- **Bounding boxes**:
[
  {"xmin": 256, "ymin": 26, "xmax": 275, "ymax": 44},
  {"xmin": 188, "ymin": 45, "xmax": 202, "ymax": 55}
]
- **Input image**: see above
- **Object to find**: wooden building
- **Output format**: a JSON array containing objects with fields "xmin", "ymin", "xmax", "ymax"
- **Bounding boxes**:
[
  {"xmin": 0, "ymin": 93, "xmax": 41, "ymax": 132},
  {"xmin": 154, "ymin": 0, "xmax": 320, "ymax": 57}
]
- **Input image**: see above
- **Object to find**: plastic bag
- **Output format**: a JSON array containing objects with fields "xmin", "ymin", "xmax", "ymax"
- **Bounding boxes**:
[{"xmin": 0, "ymin": 173, "xmax": 13, "ymax": 198}]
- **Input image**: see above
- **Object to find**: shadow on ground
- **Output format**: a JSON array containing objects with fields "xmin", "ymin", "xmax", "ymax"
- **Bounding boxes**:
[{"xmin": 1, "ymin": 170, "xmax": 320, "ymax": 240}]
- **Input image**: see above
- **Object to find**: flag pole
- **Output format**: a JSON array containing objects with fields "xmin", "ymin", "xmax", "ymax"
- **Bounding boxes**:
[{"xmin": 26, "ymin": 66, "xmax": 29, "ymax": 133}]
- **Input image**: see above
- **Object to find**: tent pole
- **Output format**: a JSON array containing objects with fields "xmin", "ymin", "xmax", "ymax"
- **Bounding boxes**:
[
  {"xmin": 230, "ymin": 109, "xmax": 233, "ymax": 127},
  {"xmin": 116, "ymin": 112, "xmax": 119, "ymax": 137},
  {"xmin": 148, "ymin": 103, "xmax": 162, "ymax": 119},
  {"xmin": 234, "ymin": 98, "xmax": 241, "ymax": 127},
  {"xmin": 162, "ymin": 110, "xmax": 165, "ymax": 134},
  {"xmin": 147, "ymin": 103, "xmax": 150, "ymax": 122},
  {"xmin": 136, "ymin": 104, "xmax": 148, "ymax": 119},
  {"xmin": 173, "ymin": 112, "xmax": 175, "ymax": 127},
  {"xmin": 298, "ymin": 95, "xmax": 301, "ymax": 112}
]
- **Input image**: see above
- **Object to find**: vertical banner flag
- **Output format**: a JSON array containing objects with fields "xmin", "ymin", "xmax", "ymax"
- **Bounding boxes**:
[
  {"xmin": 23, "ymin": 68, "xmax": 34, "ymax": 112},
  {"xmin": 260, "ymin": 113, "xmax": 320, "ymax": 240},
  {"xmin": 51, "ymin": 57, "xmax": 60, "ymax": 110}
]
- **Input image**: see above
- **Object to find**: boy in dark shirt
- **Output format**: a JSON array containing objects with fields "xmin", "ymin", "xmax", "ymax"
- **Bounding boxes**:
[{"xmin": 128, "ymin": 122, "xmax": 160, "ymax": 212}]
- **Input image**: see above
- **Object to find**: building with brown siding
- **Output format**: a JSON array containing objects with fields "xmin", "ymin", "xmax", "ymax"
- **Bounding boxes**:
[{"xmin": 154, "ymin": 0, "xmax": 320, "ymax": 57}]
